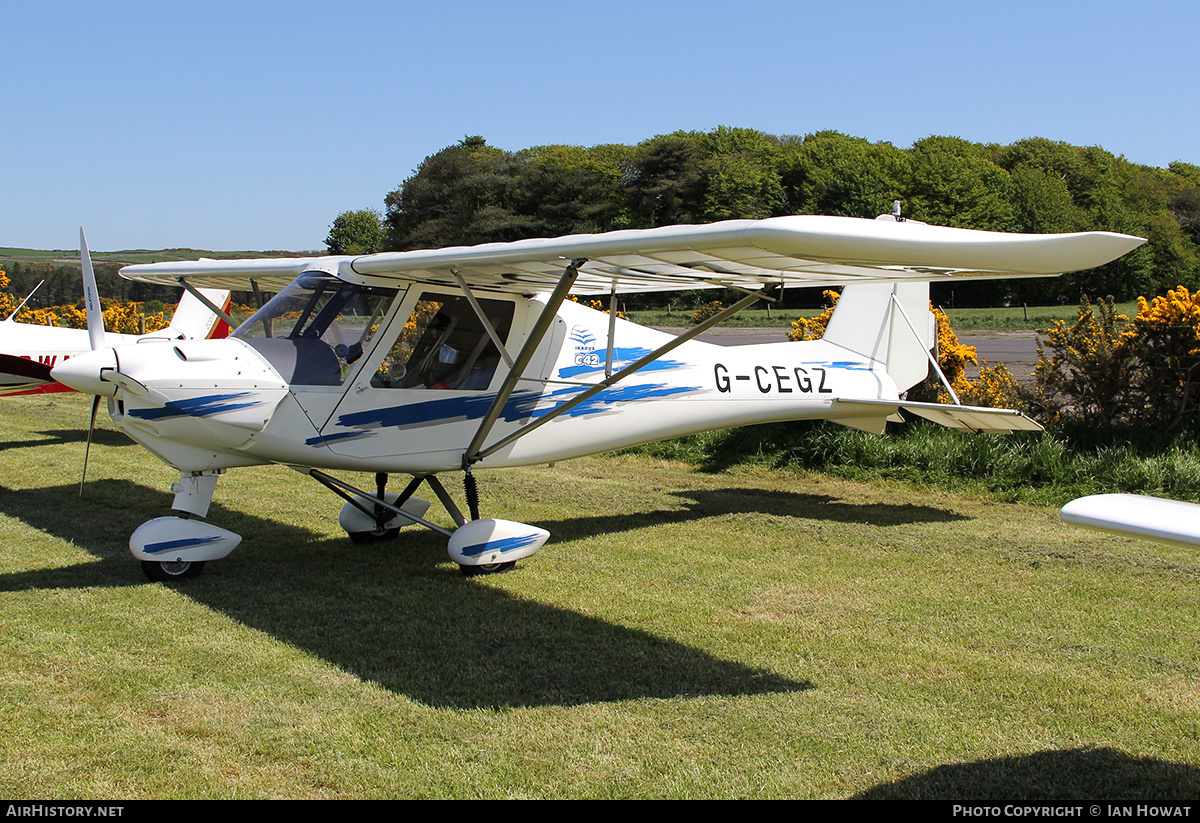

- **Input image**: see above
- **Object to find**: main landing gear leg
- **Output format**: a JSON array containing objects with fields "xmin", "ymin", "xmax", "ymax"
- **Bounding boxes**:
[
  {"xmin": 457, "ymin": 467, "xmax": 512, "ymax": 577},
  {"xmin": 447, "ymin": 467, "xmax": 548, "ymax": 577},
  {"xmin": 334, "ymin": 472, "xmax": 433, "ymax": 544},
  {"xmin": 304, "ymin": 467, "xmax": 549, "ymax": 578},
  {"xmin": 130, "ymin": 470, "xmax": 242, "ymax": 582}
]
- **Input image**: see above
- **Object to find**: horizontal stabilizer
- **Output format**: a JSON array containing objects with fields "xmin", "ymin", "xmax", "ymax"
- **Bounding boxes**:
[
  {"xmin": 835, "ymin": 399, "xmax": 1043, "ymax": 433},
  {"xmin": 1060, "ymin": 493, "xmax": 1200, "ymax": 548}
]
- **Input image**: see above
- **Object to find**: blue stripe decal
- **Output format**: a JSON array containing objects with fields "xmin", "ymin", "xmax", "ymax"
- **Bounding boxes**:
[
  {"xmin": 460, "ymin": 533, "xmax": 542, "ymax": 558},
  {"xmin": 331, "ymin": 383, "xmax": 703, "ymax": 434},
  {"xmin": 529, "ymin": 383, "xmax": 697, "ymax": 418},
  {"xmin": 128, "ymin": 392, "xmax": 262, "ymax": 421},
  {"xmin": 305, "ymin": 430, "xmax": 374, "ymax": 446},
  {"xmin": 816, "ymin": 360, "xmax": 875, "ymax": 371},
  {"xmin": 143, "ymin": 536, "xmax": 223, "ymax": 554},
  {"xmin": 335, "ymin": 390, "xmax": 544, "ymax": 431}
]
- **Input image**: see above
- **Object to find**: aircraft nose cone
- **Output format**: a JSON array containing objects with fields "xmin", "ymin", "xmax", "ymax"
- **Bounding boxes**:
[{"xmin": 50, "ymin": 348, "xmax": 118, "ymax": 396}]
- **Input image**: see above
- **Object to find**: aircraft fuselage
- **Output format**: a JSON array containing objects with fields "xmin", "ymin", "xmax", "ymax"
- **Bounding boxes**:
[{"xmin": 55, "ymin": 287, "xmax": 899, "ymax": 475}]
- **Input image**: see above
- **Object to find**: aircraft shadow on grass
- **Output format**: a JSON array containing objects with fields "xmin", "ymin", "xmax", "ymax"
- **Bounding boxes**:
[
  {"xmin": 853, "ymin": 747, "xmax": 1200, "ymax": 800},
  {"xmin": 0, "ymin": 426, "xmax": 136, "ymax": 451},
  {"xmin": 537, "ymin": 487, "xmax": 968, "ymax": 543},
  {"xmin": 0, "ymin": 478, "xmax": 817, "ymax": 709}
]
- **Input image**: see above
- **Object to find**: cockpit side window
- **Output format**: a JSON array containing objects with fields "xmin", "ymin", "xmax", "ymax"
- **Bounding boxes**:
[
  {"xmin": 232, "ymin": 273, "xmax": 398, "ymax": 385},
  {"xmin": 372, "ymin": 293, "xmax": 514, "ymax": 391}
]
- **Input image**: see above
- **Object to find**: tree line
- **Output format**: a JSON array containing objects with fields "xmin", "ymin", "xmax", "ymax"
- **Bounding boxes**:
[
  {"xmin": 0, "ymin": 260, "xmax": 180, "ymax": 311},
  {"xmin": 331, "ymin": 129, "xmax": 1200, "ymax": 307}
]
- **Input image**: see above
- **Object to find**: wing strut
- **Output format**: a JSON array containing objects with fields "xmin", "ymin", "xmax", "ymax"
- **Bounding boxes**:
[
  {"xmin": 452, "ymin": 271, "xmax": 514, "ymax": 369},
  {"xmin": 463, "ymin": 259, "xmax": 585, "ymax": 466},
  {"xmin": 605, "ymin": 282, "xmax": 617, "ymax": 378},
  {"xmin": 471, "ymin": 287, "xmax": 773, "ymax": 463}
]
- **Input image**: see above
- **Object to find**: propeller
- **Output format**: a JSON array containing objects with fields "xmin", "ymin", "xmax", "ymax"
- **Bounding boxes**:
[
  {"xmin": 80, "ymin": 228, "xmax": 106, "ymax": 350},
  {"xmin": 79, "ymin": 395, "xmax": 101, "ymax": 496},
  {"xmin": 76, "ymin": 228, "xmax": 106, "ymax": 495}
]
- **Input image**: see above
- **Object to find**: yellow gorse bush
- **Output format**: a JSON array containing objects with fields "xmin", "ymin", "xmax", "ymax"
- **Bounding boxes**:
[
  {"xmin": 0, "ymin": 269, "xmax": 15, "ymax": 319},
  {"xmin": 787, "ymin": 291, "xmax": 839, "ymax": 342},
  {"xmin": 1031, "ymin": 287, "xmax": 1200, "ymax": 427},
  {"xmin": 1133, "ymin": 285, "xmax": 1200, "ymax": 356},
  {"xmin": 5, "ymin": 297, "xmax": 172, "ymax": 334},
  {"xmin": 569, "ymin": 295, "xmax": 624, "ymax": 319},
  {"xmin": 692, "ymin": 300, "xmax": 725, "ymax": 325}
]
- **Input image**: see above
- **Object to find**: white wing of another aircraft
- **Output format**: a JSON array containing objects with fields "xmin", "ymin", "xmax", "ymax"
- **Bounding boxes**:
[
  {"xmin": 43, "ymin": 214, "xmax": 1145, "ymax": 584},
  {"xmin": 1061, "ymin": 494, "xmax": 1200, "ymax": 547}
]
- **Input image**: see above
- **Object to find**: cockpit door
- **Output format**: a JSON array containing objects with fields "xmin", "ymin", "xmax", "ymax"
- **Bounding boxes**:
[
  {"xmin": 230, "ymin": 273, "xmax": 404, "ymax": 430},
  {"xmin": 317, "ymin": 288, "xmax": 535, "ymax": 464}
]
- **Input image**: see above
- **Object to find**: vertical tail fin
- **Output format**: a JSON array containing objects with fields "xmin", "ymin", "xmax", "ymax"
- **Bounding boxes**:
[
  {"xmin": 163, "ymin": 289, "xmax": 232, "ymax": 339},
  {"xmin": 821, "ymin": 282, "xmax": 933, "ymax": 393}
]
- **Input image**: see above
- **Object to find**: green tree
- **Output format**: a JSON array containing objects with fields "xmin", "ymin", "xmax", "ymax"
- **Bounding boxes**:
[
  {"xmin": 1167, "ymin": 162, "xmax": 1200, "ymax": 244},
  {"xmin": 325, "ymin": 209, "xmax": 384, "ymax": 255},
  {"xmin": 699, "ymin": 127, "xmax": 786, "ymax": 221},
  {"xmin": 517, "ymin": 143, "xmax": 635, "ymax": 233},
  {"xmin": 1007, "ymin": 165, "xmax": 1085, "ymax": 235},
  {"xmin": 624, "ymin": 132, "xmax": 710, "ymax": 227},
  {"xmin": 384, "ymin": 137, "xmax": 541, "ymax": 250},
  {"xmin": 778, "ymin": 130, "xmax": 908, "ymax": 218},
  {"xmin": 905, "ymin": 136, "xmax": 1014, "ymax": 230},
  {"xmin": 370, "ymin": 129, "xmax": 1199, "ymax": 308}
]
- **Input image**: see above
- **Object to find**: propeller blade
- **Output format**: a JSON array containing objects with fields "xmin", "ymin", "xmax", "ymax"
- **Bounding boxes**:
[
  {"xmin": 80, "ymin": 228, "xmax": 106, "ymax": 350},
  {"xmin": 79, "ymin": 394, "xmax": 101, "ymax": 497}
]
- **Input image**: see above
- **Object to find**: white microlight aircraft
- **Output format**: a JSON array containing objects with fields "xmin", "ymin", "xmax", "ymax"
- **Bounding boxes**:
[{"xmin": 49, "ymin": 214, "xmax": 1143, "ymax": 582}]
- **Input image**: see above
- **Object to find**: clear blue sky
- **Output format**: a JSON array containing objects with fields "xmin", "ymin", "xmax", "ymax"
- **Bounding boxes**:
[{"xmin": 3, "ymin": 0, "xmax": 1196, "ymax": 252}]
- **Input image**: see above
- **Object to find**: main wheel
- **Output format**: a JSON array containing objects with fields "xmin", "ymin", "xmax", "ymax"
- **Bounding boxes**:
[
  {"xmin": 459, "ymin": 561, "xmax": 515, "ymax": 577},
  {"xmin": 141, "ymin": 559, "xmax": 206, "ymax": 582},
  {"xmin": 347, "ymin": 527, "xmax": 400, "ymax": 544}
]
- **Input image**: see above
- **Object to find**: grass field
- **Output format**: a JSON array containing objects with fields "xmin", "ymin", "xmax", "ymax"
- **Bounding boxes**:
[{"xmin": 2, "ymin": 394, "xmax": 1199, "ymax": 799}]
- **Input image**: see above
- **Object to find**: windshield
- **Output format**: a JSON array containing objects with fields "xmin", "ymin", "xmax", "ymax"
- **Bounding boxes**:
[{"xmin": 233, "ymin": 273, "xmax": 398, "ymax": 385}]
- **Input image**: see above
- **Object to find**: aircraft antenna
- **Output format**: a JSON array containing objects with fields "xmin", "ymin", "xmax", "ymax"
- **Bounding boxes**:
[{"xmin": 4, "ymin": 279, "xmax": 44, "ymax": 322}]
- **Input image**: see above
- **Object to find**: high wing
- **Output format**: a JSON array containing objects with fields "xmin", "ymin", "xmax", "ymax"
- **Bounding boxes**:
[{"xmin": 117, "ymin": 215, "xmax": 1146, "ymax": 295}]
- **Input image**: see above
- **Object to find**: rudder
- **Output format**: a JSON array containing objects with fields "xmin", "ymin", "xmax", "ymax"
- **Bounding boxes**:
[{"xmin": 821, "ymin": 282, "xmax": 933, "ymax": 393}]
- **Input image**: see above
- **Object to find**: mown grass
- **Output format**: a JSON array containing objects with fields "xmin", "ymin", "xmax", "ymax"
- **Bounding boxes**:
[
  {"xmin": 942, "ymin": 303, "xmax": 1139, "ymax": 331},
  {"xmin": 1, "ymin": 394, "xmax": 1199, "ymax": 798},
  {"xmin": 624, "ymin": 307, "xmax": 819, "ymax": 328}
]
